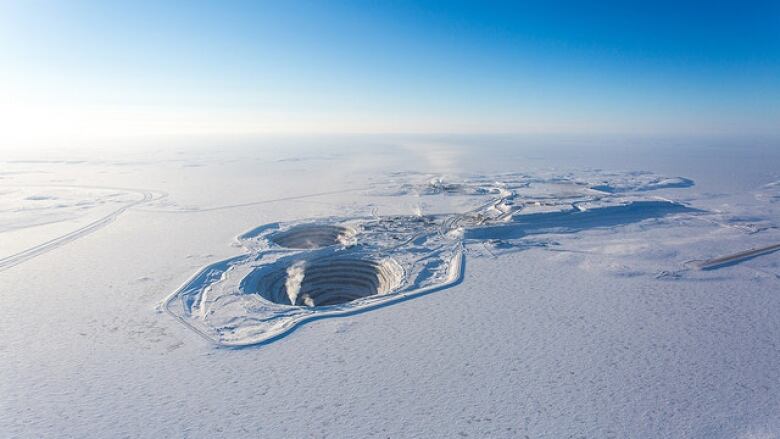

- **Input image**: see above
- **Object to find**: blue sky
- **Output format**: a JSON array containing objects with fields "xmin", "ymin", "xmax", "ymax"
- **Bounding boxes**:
[{"xmin": 1, "ymin": 0, "xmax": 778, "ymax": 142}]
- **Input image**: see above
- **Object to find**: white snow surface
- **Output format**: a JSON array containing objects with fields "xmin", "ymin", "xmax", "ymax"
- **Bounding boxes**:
[{"xmin": 2, "ymin": 137, "xmax": 780, "ymax": 438}]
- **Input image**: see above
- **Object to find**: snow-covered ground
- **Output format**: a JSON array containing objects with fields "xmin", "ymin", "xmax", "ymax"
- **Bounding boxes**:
[{"xmin": 2, "ymin": 136, "xmax": 779, "ymax": 438}]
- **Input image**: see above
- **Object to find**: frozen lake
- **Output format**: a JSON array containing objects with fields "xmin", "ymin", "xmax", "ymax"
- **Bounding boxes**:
[{"xmin": 2, "ymin": 135, "xmax": 779, "ymax": 438}]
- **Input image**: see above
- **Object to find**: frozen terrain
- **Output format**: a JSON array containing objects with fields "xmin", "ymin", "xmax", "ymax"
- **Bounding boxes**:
[{"xmin": 2, "ymin": 136, "xmax": 780, "ymax": 438}]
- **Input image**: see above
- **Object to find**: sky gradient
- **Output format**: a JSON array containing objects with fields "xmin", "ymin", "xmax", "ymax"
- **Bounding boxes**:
[{"xmin": 1, "ymin": 0, "xmax": 779, "ymax": 144}]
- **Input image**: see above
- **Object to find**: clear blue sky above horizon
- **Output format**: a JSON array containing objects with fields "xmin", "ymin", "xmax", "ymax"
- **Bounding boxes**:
[{"xmin": 1, "ymin": 0, "xmax": 778, "ymax": 143}]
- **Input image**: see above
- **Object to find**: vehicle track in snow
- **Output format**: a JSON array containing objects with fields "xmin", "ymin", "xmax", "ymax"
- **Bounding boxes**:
[
  {"xmin": 0, "ymin": 185, "xmax": 166, "ymax": 273},
  {"xmin": 135, "ymin": 187, "xmax": 367, "ymax": 213}
]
